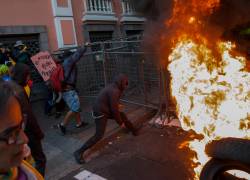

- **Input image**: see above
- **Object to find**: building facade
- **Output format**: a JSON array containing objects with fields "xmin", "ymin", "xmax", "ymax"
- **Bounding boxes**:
[{"xmin": 0, "ymin": 0, "xmax": 145, "ymax": 53}]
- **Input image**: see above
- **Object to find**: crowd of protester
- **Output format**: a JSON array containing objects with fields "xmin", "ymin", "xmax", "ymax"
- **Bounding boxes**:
[
  {"xmin": 0, "ymin": 41, "xmax": 141, "ymax": 179},
  {"xmin": 0, "ymin": 41, "xmax": 46, "ymax": 179}
]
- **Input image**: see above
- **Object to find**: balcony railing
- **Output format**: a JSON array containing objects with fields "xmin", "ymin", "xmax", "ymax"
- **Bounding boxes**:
[
  {"xmin": 121, "ymin": 0, "xmax": 136, "ymax": 15},
  {"xmin": 120, "ymin": 0, "xmax": 146, "ymax": 22},
  {"xmin": 82, "ymin": 0, "xmax": 144, "ymax": 22},
  {"xmin": 85, "ymin": 0, "xmax": 113, "ymax": 14}
]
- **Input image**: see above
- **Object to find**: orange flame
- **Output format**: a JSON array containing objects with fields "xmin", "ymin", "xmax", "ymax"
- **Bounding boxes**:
[
  {"xmin": 166, "ymin": 0, "xmax": 220, "ymax": 38},
  {"xmin": 168, "ymin": 38, "xmax": 250, "ymax": 179},
  {"xmin": 160, "ymin": 0, "xmax": 250, "ymax": 179}
]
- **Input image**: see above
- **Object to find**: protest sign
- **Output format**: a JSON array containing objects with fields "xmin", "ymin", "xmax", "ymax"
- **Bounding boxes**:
[{"xmin": 31, "ymin": 51, "xmax": 57, "ymax": 81}]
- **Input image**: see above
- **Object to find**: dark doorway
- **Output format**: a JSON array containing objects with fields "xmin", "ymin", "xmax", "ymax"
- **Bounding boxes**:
[
  {"xmin": 126, "ymin": 30, "xmax": 143, "ymax": 37},
  {"xmin": 0, "ymin": 33, "xmax": 42, "ymax": 84}
]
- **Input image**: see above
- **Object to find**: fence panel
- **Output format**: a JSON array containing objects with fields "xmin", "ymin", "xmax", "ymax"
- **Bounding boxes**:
[
  {"xmin": 77, "ymin": 52, "xmax": 105, "ymax": 96},
  {"xmin": 76, "ymin": 40, "xmax": 160, "ymax": 109}
]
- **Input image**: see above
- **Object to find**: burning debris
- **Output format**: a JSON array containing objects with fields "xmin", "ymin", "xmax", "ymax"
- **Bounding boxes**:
[
  {"xmin": 154, "ymin": 115, "xmax": 181, "ymax": 127},
  {"xmin": 133, "ymin": 0, "xmax": 250, "ymax": 179}
]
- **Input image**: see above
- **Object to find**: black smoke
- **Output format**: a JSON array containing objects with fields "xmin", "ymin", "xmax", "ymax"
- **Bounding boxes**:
[
  {"xmin": 210, "ymin": 0, "xmax": 250, "ymax": 33},
  {"xmin": 133, "ymin": 0, "xmax": 250, "ymax": 29},
  {"xmin": 132, "ymin": 0, "xmax": 250, "ymax": 56},
  {"xmin": 132, "ymin": 0, "xmax": 173, "ymax": 20},
  {"xmin": 131, "ymin": 0, "xmax": 174, "ymax": 65}
]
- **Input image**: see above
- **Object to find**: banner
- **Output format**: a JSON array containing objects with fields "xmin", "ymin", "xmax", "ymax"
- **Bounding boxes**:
[{"xmin": 31, "ymin": 51, "xmax": 57, "ymax": 81}]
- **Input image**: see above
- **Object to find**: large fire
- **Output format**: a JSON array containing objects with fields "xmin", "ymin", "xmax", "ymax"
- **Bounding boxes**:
[
  {"xmin": 169, "ymin": 38, "xmax": 250, "ymax": 178},
  {"xmin": 161, "ymin": 0, "xmax": 250, "ymax": 179}
]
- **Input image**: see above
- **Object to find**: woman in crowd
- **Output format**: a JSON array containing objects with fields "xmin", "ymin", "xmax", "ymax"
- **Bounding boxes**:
[{"xmin": 0, "ymin": 81, "xmax": 43, "ymax": 179}]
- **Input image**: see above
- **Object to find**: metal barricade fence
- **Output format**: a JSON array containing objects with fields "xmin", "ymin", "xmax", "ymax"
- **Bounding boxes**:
[{"xmin": 76, "ymin": 40, "xmax": 161, "ymax": 109}]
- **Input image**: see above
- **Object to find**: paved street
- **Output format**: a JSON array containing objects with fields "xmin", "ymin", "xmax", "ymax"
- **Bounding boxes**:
[
  {"xmin": 61, "ymin": 125, "xmax": 195, "ymax": 180},
  {"xmin": 32, "ymin": 97, "xmax": 156, "ymax": 180},
  {"xmin": 33, "ymin": 97, "xmax": 195, "ymax": 180}
]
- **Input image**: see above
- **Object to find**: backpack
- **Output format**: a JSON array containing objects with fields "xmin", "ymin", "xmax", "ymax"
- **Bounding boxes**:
[{"xmin": 49, "ymin": 64, "xmax": 64, "ymax": 92}]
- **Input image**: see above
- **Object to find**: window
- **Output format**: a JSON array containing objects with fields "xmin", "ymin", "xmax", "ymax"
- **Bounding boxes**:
[
  {"xmin": 126, "ymin": 30, "xmax": 143, "ymax": 37},
  {"xmin": 89, "ymin": 31, "xmax": 113, "ymax": 51}
]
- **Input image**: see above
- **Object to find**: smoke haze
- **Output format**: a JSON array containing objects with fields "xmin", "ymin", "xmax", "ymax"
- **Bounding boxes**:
[{"xmin": 132, "ymin": 0, "xmax": 250, "ymax": 60}]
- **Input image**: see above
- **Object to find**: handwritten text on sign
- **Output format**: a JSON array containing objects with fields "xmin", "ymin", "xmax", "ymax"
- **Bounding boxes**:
[{"xmin": 31, "ymin": 51, "xmax": 57, "ymax": 81}]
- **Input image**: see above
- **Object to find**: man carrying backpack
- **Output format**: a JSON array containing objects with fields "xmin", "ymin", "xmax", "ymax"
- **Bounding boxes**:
[{"xmin": 57, "ymin": 43, "xmax": 90, "ymax": 135}]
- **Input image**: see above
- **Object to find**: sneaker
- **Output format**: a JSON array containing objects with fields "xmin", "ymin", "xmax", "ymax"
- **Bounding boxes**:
[
  {"xmin": 74, "ymin": 151, "xmax": 85, "ymax": 164},
  {"xmin": 58, "ymin": 124, "xmax": 66, "ymax": 135},
  {"xmin": 75, "ymin": 122, "xmax": 89, "ymax": 128}
]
